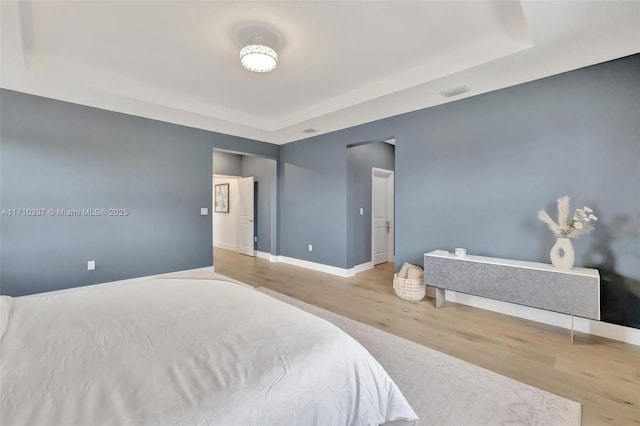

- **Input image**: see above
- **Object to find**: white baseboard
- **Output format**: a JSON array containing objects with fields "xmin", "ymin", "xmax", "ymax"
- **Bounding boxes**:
[
  {"xmin": 437, "ymin": 287, "xmax": 639, "ymax": 346},
  {"xmin": 351, "ymin": 261, "xmax": 374, "ymax": 275},
  {"xmin": 269, "ymin": 255, "xmax": 351, "ymax": 277},
  {"xmin": 187, "ymin": 266, "xmax": 216, "ymax": 273},
  {"xmin": 213, "ymin": 242, "xmax": 237, "ymax": 251},
  {"xmin": 256, "ymin": 251, "xmax": 286, "ymax": 262},
  {"xmin": 269, "ymin": 256, "xmax": 374, "ymax": 277},
  {"xmin": 256, "ymin": 251, "xmax": 270, "ymax": 260}
]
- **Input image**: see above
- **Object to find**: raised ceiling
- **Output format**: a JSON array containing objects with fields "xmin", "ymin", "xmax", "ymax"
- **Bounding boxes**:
[{"xmin": 1, "ymin": 1, "xmax": 638, "ymax": 145}]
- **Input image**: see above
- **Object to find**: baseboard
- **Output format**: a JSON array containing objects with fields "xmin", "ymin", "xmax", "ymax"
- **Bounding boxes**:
[
  {"xmin": 256, "ymin": 251, "xmax": 270, "ymax": 260},
  {"xmin": 351, "ymin": 261, "xmax": 374, "ymax": 275},
  {"xmin": 185, "ymin": 266, "xmax": 216, "ymax": 273},
  {"xmin": 213, "ymin": 242, "xmax": 237, "ymax": 251},
  {"xmin": 269, "ymin": 255, "xmax": 351, "ymax": 277},
  {"xmin": 269, "ymin": 256, "xmax": 375, "ymax": 277},
  {"xmin": 439, "ymin": 288, "xmax": 639, "ymax": 346}
]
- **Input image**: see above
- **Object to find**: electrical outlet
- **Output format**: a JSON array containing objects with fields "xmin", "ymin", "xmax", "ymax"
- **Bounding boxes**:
[
  {"xmin": 360, "ymin": 208, "xmax": 364, "ymax": 215},
  {"xmin": 87, "ymin": 260, "xmax": 96, "ymax": 271},
  {"xmin": 254, "ymin": 236, "xmax": 258, "ymax": 242},
  {"xmin": 308, "ymin": 244, "xmax": 313, "ymax": 252},
  {"xmin": 200, "ymin": 207, "xmax": 208, "ymax": 215}
]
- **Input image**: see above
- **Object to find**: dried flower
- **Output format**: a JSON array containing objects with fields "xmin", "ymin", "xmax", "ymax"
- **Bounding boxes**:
[{"xmin": 538, "ymin": 196, "xmax": 598, "ymax": 238}]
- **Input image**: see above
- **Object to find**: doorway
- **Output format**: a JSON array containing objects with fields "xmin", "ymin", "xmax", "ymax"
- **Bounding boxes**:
[
  {"xmin": 237, "ymin": 176, "xmax": 255, "ymax": 256},
  {"xmin": 371, "ymin": 168, "xmax": 394, "ymax": 265},
  {"xmin": 212, "ymin": 175, "xmax": 254, "ymax": 256},
  {"xmin": 212, "ymin": 150, "xmax": 277, "ymax": 270}
]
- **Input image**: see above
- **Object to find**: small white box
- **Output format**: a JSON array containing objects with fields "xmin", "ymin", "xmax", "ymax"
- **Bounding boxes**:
[
  {"xmin": 87, "ymin": 260, "xmax": 96, "ymax": 271},
  {"xmin": 200, "ymin": 208, "xmax": 209, "ymax": 216}
]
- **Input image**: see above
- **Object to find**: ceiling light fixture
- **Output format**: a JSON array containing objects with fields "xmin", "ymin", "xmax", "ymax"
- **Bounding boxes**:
[{"xmin": 240, "ymin": 40, "xmax": 278, "ymax": 73}]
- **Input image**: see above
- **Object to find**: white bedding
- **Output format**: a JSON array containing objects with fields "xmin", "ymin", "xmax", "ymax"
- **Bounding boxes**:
[{"xmin": 0, "ymin": 278, "xmax": 417, "ymax": 426}]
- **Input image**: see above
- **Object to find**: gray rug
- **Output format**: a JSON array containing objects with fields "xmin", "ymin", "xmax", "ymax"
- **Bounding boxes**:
[{"xmin": 257, "ymin": 287, "xmax": 581, "ymax": 426}]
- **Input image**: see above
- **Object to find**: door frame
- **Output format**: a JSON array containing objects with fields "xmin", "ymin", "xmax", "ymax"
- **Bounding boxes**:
[
  {"xmin": 371, "ymin": 167, "xmax": 395, "ymax": 265},
  {"xmin": 212, "ymin": 174, "xmax": 240, "ymax": 252},
  {"xmin": 237, "ymin": 176, "xmax": 255, "ymax": 257},
  {"xmin": 212, "ymin": 149, "xmax": 278, "ymax": 268}
]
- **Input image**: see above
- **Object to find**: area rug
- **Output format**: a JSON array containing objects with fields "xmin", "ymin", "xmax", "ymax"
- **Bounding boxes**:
[{"xmin": 257, "ymin": 287, "xmax": 581, "ymax": 426}]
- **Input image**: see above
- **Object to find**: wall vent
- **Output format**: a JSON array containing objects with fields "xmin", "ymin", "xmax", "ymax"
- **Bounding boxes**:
[
  {"xmin": 439, "ymin": 85, "xmax": 470, "ymax": 98},
  {"xmin": 302, "ymin": 128, "xmax": 318, "ymax": 134}
]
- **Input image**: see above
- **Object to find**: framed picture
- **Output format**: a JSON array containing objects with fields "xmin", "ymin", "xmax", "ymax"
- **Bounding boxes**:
[{"xmin": 215, "ymin": 183, "xmax": 229, "ymax": 213}]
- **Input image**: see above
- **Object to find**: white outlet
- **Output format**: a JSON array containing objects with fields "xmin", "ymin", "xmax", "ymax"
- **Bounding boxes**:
[
  {"xmin": 87, "ymin": 260, "xmax": 96, "ymax": 271},
  {"xmin": 200, "ymin": 207, "xmax": 208, "ymax": 215},
  {"xmin": 359, "ymin": 208, "xmax": 364, "ymax": 215},
  {"xmin": 254, "ymin": 236, "xmax": 258, "ymax": 242},
  {"xmin": 308, "ymin": 244, "xmax": 313, "ymax": 252}
]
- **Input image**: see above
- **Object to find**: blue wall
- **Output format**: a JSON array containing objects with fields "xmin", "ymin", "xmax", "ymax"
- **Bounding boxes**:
[
  {"xmin": 0, "ymin": 89, "xmax": 277, "ymax": 296},
  {"xmin": 213, "ymin": 151, "xmax": 242, "ymax": 176},
  {"xmin": 279, "ymin": 54, "xmax": 639, "ymax": 328},
  {"xmin": 347, "ymin": 142, "xmax": 395, "ymax": 267},
  {"xmin": 1, "ymin": 54, "xmax": 638, "ymax": 328},
  {"xmin": 279, "ymin": 137, "xmax": 348, "ymax": 267},
  {"xmin": 279, "ymin": 122, "xmax": 394, "ymax": 268}
]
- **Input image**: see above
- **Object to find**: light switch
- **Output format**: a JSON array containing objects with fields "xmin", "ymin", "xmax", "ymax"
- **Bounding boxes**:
[
  {"xmin": 360, "ymin": 208, "xmax": 364, "ymax": 215},
  {"xmin": 200, "ymin": 208, "xmax": 209, "ymax": 216},
  {"xmin": 308, "ymin": 244, "xmax": 313, "ymax": 252},
  {"xmin": 87, "ymin": 260, "xmax": 96, "ymax": 271}
]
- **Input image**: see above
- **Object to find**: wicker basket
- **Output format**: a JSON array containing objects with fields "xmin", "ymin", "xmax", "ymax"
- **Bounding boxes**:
[{"xmin": 393, "ymin": 273, "xmax": 426, "ymax": 302}]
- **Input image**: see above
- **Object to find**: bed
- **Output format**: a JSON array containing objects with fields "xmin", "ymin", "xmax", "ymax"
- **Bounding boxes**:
[{"xmin": 0, "ymin": 276, "xmax": 418, "ymax": 425}]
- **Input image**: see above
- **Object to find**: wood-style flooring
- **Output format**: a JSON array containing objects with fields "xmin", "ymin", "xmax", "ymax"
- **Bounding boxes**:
[{"xmin": 212, "ymin": 248, "xmax": 639, "ymax": 426}]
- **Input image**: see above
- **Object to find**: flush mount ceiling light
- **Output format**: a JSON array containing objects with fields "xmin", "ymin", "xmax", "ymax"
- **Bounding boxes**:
[{"xmin": 240, "ymin": 43, "xmax": 278, "ymax": 73}]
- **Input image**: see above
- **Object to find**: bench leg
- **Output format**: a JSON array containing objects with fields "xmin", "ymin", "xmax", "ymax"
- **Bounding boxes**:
[
  {"xmin": 435, "ymin": 287, "xmax": 445, "ymax": 308},
  {"xmin": 571, "ymin": 315, "xmax": 574, "ymax": 344}
]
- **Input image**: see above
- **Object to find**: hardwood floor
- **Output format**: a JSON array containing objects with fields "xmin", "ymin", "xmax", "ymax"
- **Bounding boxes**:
[{"xmin": 212, "ymin": 248, "xmax": 640, "ymax": 425}]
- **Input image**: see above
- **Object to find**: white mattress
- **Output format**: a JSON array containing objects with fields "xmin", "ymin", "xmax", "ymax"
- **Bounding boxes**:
[{"xmin": 0, "ymin": 278, "xmax": 417, "ymax": 425}]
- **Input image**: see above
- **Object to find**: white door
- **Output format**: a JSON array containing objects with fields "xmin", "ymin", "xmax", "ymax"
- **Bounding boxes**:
[
  {"xmin": 238, "ymin": 177, "xmax": 255, "ymax": 256},
  {"xmin": 372, "ymin": 168, "xmax": 394, "ymax": 265}
]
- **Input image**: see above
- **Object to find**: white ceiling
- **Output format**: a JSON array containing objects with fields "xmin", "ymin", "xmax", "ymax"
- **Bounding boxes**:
[{"xmin": 1, "ymin": 1, "xmax": 638, "ymax": 145}]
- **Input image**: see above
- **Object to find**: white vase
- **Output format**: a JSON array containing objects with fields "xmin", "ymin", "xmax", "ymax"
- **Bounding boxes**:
[{"xmin": 550, "ymin": 237, "xmax": 575, "ymax": 270}]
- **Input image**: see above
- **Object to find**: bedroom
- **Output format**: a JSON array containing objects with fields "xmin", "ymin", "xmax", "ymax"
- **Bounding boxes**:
[{"xmin": 1, "ymin": 1, "xmax": 639, "ymax": 425}]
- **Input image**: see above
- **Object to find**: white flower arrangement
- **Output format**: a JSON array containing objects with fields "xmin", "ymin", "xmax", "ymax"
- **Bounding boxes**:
[{"xmin": 538, "ymin": 196, "xmax": 598, "ymax": 238}]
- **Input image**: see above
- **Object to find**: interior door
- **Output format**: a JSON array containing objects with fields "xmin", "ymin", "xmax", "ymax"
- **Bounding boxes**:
[
  {"xmin": 372, "ymin": 174, "xmax": 388, "ymax": 265},
  {"xmin": 238, "ymin": 177, "xmax": 255, "ymax": 256}
]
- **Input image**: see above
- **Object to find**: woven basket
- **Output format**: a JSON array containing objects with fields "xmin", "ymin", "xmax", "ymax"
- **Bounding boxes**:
[{"xmin": 393, "ymin": 273, "xmax": 426, "ymax": 302}]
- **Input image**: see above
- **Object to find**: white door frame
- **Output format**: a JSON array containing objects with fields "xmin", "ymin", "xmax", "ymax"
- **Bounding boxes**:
[
  {"xmin": 212, "ymin": 149, "xmax": 278, "ymax": 265},
  {"xmin": 371, "ymin": 167, "xmax": 395, "ymax": 264},
  {"xmin": 238, "ymin": 176, "xmax": 255, "ymax": 257},
  {"xmin": 212, "ymin": 174, "xmax": 240, "ymax": 252}
]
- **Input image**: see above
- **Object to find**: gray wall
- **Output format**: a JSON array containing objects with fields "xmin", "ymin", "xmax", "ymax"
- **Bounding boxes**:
[
  {"xmin": 279, "ymin": 121, "xmax": 394, "ymax": 268},
  {"xmin": 279, "ymin": 138, "xmax": 347, "ymax": 266},
  {"xmin": 279, "ymin": 54, "xmax": 640, "ymax": 329},
  {"xmin": 2, "ymin": 54, "xmax": 638, "ymax": 329},
  {"xmin": 347, "ymin": 142, "xmax": 395, "ymax": 267},
  {"xmin": 0, "ymin": 89, "xmax": 278, "ymax": 296},
  {"xmin": 242, "ymin": 156, "xmax": 277, "ymax": 254},
  {"xmin": 213, "ymin": 151, "xmax": 242, "ymax": 176}
]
